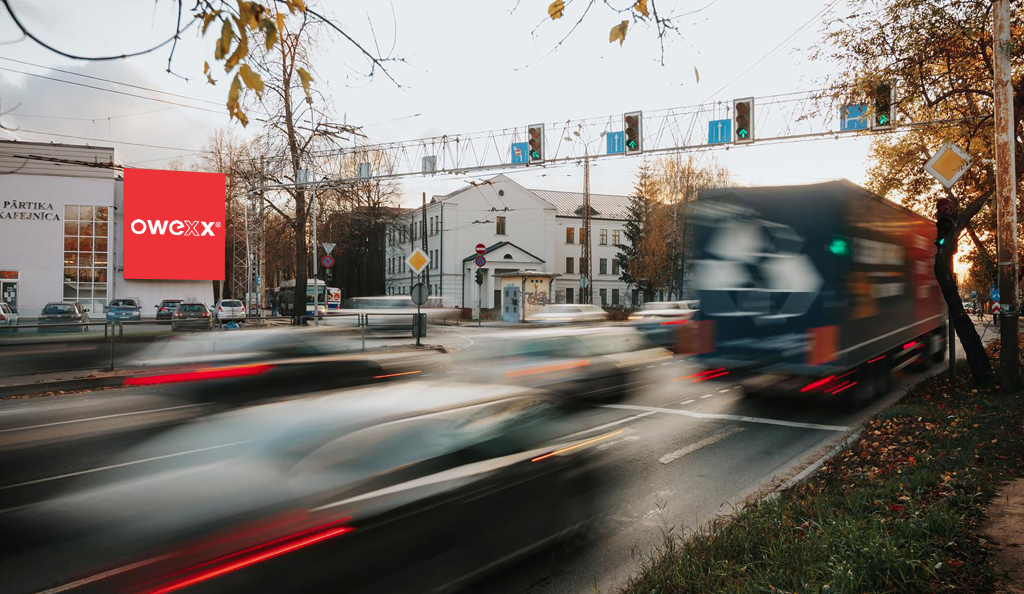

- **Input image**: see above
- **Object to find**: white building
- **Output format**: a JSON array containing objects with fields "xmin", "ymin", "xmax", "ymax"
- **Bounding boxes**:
[
  {"xmin": 0, "ymin": 140, "xmax": 214, "ymax": 318},
  {"xmin": 384, "ymin": 174, "xmax": 638, "ymax": 310}
]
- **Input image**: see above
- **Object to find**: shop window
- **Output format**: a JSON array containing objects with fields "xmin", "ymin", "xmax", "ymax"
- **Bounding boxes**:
[{"xmin": 62, "ymin": 204, "xmax": 109, "ymax": 313}]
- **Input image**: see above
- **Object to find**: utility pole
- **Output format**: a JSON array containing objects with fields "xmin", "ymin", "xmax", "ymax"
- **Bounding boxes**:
[
  {"xmin": 422, "ymin": 192, "xmax": 429, "ymax": 292},
  {"xmin": 259, "ymin": 155, "xmax": 265, "ymax": 318},
  {"xmin": 993, "ymin": 0, "xmax": 1019, "ymax": 389},
  {"xmin": 308, "ymin": 99, "xmax": 319, "ymax": 327},
  {"xmin": 581, "ymin": 150, "xmax": 593, "ymax": 304}
]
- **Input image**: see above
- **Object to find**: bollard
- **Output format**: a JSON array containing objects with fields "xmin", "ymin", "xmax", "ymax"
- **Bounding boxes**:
[
  {"xmin": 361, "ymin": 314, "xmax": 366, "ymax": 351},
  {"xmin": 109, "ymin": 323, "xmax": 115, "ymax": 372}
]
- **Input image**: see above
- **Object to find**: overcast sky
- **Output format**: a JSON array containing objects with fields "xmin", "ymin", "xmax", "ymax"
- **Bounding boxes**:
[{"xmin": 0, "ymin": 0, "xmax": 874, "ymax": 206}]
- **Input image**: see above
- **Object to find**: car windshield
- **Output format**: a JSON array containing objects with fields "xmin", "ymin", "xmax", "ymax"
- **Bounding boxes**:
[
  {"xmin": 109, "ymin": 300, "xmax": 137, "ymax": 308},
  {"xmin": 43, "ymin": 304, "xmax": 74, "ymax": 314},
  {"xmin": 180, "ymin": 304, "xmax": 206, "ymax": 313},
  {"xmin": 161, "ymin": 301, "xmax": 181, "ymax": 307},
  {"xmin": 222, "ymin": 300, "xmax": 243, "ymax": 307}
]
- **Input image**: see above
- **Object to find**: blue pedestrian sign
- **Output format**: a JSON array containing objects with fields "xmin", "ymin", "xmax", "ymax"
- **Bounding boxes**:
[
  {"xmin": 511, "ymin": 142, "xmax": 529, "ymax": 164},
  {"xmin": 707, "ymin": 119, "xmax": 732, "ymax": 145},
  {"xmin": 840, "ymin": 104, "xmax": 870, "ymax": 131},
  {"xmin": 606, "ymin": 131, "xmax": 625, "ymax": 155}
]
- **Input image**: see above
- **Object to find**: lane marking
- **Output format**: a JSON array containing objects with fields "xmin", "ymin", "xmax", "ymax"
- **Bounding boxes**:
[
  {"xmin": 658, "ymin": 427, "xmax": 744, "ymax": 464},
  {"xmin": 718, "ymin": 389, "xmax": 730, "ymax": 393},
  {"xmin": 0, "ymin": 440, "xmax": 252, "ymax": 492},
  {"xmin": 600, "ymin": 404, "xmax": 850, "ymax": 432},
  {"xmin": 36, "ymin": 555, "xmax": 174, "ymax": 594},
  {"xmin": 700, "ymin": 393, "xmax": 714, "ymax": 399},
  {"xmin": 0, "ymin": 403, "xmax": 202, "ymax": 434},
  {"xmin": 680, "ymin": 399, "xmax": 696, "ymax": 405},
  {"xmin": 446, "ymin": 370, "xmax": 460, "ymax": 373},
  {"xmin": 660, "ymin": 362, "xmax": 671, "ymax": 366},
  {"xmin": 4, "ymin": 345, "xmax": 97, "ymax": 356},
  {"xmin": 560, "ymin": 411, "xmax": 656, "ymax": 440}
]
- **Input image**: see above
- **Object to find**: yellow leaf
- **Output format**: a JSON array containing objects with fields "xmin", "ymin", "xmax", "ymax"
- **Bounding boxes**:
[
  {"xmin": 259, "ymin": 17, "xmax": 278, "ymax": 50},
  {"xmin": 694, "ymin": 66, "xmax": 699, "ymax": 83},
  {"xmin": 292, "ymin": 0, "xmax": 306, "ymax": 12},
  {"xmin": 215, "ymin": 18, "xmax": 233, "ymax": 61},
  {"xmin": 201, "ymin": 11, "xmax": 218, "ymax": 34},
  {"xmin": 204, "ymin": 61, "xmax": 216, "ymax": 85},
  {"xmin": 227, "ymin": 74, "xmax": 248, "ymax": 126},
  {"xmin": 548, "ymin": 0, "xmax": 564, "ymax": 19},
  {"xmin": 239, "ymin": 63, "xmax": 264, "ymax": 97},
  {"xmin": 224, "ymin": 24, "xmax": 248, "ymax": 72},
  {"xmin": 297, "ymin": 67, "xmax": 313, "ymax": 102},
  {"xmin": 634, "ymin": 0, "xmax": 649, "ymax": 17},
  {"xmin": 609, "ymin": 20, "xmax": 628, "ymax": 46}
]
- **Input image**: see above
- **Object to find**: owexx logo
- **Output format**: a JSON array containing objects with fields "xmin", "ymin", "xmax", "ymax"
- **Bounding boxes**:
[{"xmin": 123, "ymin": 169, "xmax": 226, "ymax": 280}]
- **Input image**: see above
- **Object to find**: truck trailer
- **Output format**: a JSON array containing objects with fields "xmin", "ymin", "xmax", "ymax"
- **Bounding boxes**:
[{"xmin": 684, "ymin": 180, "xmax": 947, "ymax": 403}]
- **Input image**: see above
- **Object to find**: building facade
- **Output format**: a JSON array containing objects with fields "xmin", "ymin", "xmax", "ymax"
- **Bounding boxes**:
[
  {"xmin": 384, "ymin": 174, "xmax": 636, "ymax": 310},
  {"xmin": 0, "ymin": 141, "xmax": 214, "ymax": 318}
]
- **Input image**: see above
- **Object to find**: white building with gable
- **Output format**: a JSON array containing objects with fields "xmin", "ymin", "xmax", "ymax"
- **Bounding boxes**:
[{"xmin": 384, "ymin": 174, "xmax": 640, "ymax": 310}]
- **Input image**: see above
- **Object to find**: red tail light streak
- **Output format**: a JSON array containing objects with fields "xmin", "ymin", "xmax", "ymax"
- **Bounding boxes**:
[{"xmin": 124, "ymin": 364, "xmax": 274, "ymax": 387}]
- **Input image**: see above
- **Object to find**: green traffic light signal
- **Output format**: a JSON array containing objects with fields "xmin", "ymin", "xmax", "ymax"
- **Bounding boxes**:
[
  {"xmin": 529, "ymin": 150, "xmax": 540, "ymax": 160},
  {"xmin": 737, "ymin": 128, "xmax": 748, "ymax": 138},
  {"xmin": 829, "ymin": 237, "xmax": 850, "ymax": 256},
  {"xmin": 626, "ymin": 139, "xmax": 637, "ymax": 150}
]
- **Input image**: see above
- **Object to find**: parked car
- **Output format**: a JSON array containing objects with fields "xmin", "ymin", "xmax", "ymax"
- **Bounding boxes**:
[
  {"xmin": 214, "ymin": 299, "xmax": 246, "ymax": 322},
  {"xmin": 155, "ymin": 299, "xmax": 183, "ymax": 321},
  {"xmin": 171, "ymin": 302, "xmax": 212, "ymax": 332},
  {"xmin": 525, "ymin": 303, "xmax": 608, "ymax": 323},
  {"xmin": 37, "ymin": 302, "xmax": 90, "ymax": 332},
  {"xmin": 105, "ymin": 298, "xmax": 142, "ymax": 323},
  {"xmin": 0, "ymin": 302, "xmax": 18, "ymax": 332}
]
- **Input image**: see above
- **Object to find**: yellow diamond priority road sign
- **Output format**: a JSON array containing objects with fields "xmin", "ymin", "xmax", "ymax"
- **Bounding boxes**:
[
  {"xmin": 405, "ymin": 248, "xmax": 430, "ymax": 275},
  {"xmin": 924, "ymin": 142, "xmax": 972, "ymax": 189}
]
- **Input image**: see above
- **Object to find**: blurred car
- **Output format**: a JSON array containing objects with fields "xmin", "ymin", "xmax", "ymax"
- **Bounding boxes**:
[
  {"xmin": 525, "ymin": 303, "xmax": 608, "ymax": 323},
  {"xmin": 155, "ymin": 299, "xmax": 183, "ymax": 321},
  {"xmin": 126, "ymin": 328, "xmax": 446, "ymax": 405},
  {"xmin": 4, "ymin": 382, "xmax": 608, "ymax": 594},
  {"xmin": 105, "ymin": 298, "xmax": 141, "ymax": 323},
  {"xmin": 455, "ymin": 327, "xmax": 670, "ymax": 401},
  {"xmin": 0, "ymin": 302, "xmax": 18, "ymax": 331},
  {"xmin": 171, "ymin": 302, "xmax": 212, "ymax": 332},
  {"xmin": 628, "ymin": 300, "xmax": 700, "ymax": 349},
  {"xmin": 37, "ymin": 302, "xmax": 90, "ymax": 332},
  {"xmin": 214, "ymin": 299, "xmax": 246, "ymax": 322}
]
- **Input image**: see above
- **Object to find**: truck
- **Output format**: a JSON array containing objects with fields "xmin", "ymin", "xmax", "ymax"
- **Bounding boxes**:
[{"xmin": 683, "ymin": 180, "xmax": 947, "ymax": 404}]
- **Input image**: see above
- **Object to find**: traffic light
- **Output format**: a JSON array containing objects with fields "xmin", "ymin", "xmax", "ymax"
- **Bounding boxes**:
[
  {"xmin": 733, "ymin": 98, "xmax": 754, "ymax": 144},
  {"xmin": 475, "ymin": 269, "xmax": 484, "ymax": 285},
  {"xmin": 871, "ymin": 82, "xmax": 893, "ymax": 130},
  {"xmin": 935, "ymin": 197, "xmax": 956, "ymax": 247},
  {"xmin": 527, "ymin": 124, "xmax": 544, "ymax": 163},
  {"xmin": 623, "ymin": 111, "xmax": 642, "ymax": 154}
]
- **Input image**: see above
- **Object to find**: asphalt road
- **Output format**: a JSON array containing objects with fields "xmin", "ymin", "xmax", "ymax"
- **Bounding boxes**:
[{"xmin": 0, "ymin": 322, "xmax": 995, "ymax": 593}]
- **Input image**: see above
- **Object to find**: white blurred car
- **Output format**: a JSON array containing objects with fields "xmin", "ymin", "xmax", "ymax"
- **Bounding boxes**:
[
  {"xmin": 627, "ymin": 300, "xmax": 699, "ymax": 323},
  {"xmin": 0, "ymin": 302, "xmax": 18, "ymax": 330},
  {"xmin": 525, "ymin": 304, "xmax": 608, "ymax": 323}
]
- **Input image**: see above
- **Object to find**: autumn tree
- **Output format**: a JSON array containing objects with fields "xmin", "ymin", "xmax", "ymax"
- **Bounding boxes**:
[
  {"xmin": 617, "ymin": 162, "xmax": 672, "ymax": 303},
  {"xmin": 812, "ymin": 0, "xmax": 1024, "ymax": 383}
]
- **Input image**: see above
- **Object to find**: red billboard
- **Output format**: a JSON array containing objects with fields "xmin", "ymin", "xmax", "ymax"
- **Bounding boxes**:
[{"xmin": 123, "ymin": 169, "xmax": 226, "ymax": 281}]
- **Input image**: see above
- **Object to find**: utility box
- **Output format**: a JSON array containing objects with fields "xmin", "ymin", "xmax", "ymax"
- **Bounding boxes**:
[
  {"xmin": 412, "ymin": 313, "xmax": 428, "ymax": 338},
  {"xmin": 502, "ymin": 285, "xmax": 522, "ymax": 323}
]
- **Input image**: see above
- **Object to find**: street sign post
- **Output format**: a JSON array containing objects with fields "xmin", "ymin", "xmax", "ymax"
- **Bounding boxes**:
[
  {"xmin": 405, "ymin": 248, "xmax": 430, "ymax": 275},
  {"xmin": 840, "ymin": 104, "xmax": 870, "ymax": 131},
  {"xmin": 924, "ymin": 143, "xmax": 973, "ymax": 189},
  {"xmin": 321, "ymin": 242, "xmax": 336, "ymax": 255},
  {"xmin": 475, "ymin": 243, "xmax": 486, "ymax": 255},
  {"xmin": 579, "ymin": 276, "xmax": 590, "ymax": 289},
  {"xmin": 321, "ymin": 254, "xmax": 334, "ymax": 268},
  {"xmin": 411, "ymin": 282, "xmax": 428, "ymax": 346},
  {"xmin": 511, "ymin": 142, "xmax": 529, "ymax": 165},
  {"xmin": 606, "ymin": 131, "xmax": 625, "ymax": 155},
  {"xmin": 707, "ymin": 119, "xmax": 732, "ymax": 144}
]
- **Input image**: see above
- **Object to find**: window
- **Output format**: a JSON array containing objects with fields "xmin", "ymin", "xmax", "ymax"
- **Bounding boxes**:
[
  {"xmin": 599, "ymin": 258, "xmax": 608, "ymax": 275},
  {"xmin": 612, "ymin": 258, "xmax": 620, "ymax": 275},
  {"xmin": 566, "ymin": 287, "xmax": 574, "ymax": 304},
  {"xmin": 612, "ymin": 230, "xmax": 620, "ymax": 245},
  {"xmin": 566, "ymin": 227, "xmax": 575, "ymax": 244},
  {"xmin": 429, "ymin": 218, "xmax": 434, "ymax": 235},
  {"xmin": 63, "ymin": 204, "xmax": 109, "ymax": 313},
  {"xmin": 599, "ymin": 229, "xmax": 608, "ymax": 245},
  {"xmin": 565, "ymin": 257, "xmax": 574, "ymax": 274},
  {"xmin": 612, "ymin": 289, "xmax": 620, "ymax": 305},
  {"xmin": 496, "ymin": 216, "xmax": 506, "ymax": 235},
  {"xmin": 580, "ymin": 227, "xmax": 586, "ymax": 244},
  {"xmin": 600, "ymin": 288, "xmax": 607, "ymax": 306},
  {"xmin": 632, "ymin": 288, "xmax": 640, "ymax": 305}
]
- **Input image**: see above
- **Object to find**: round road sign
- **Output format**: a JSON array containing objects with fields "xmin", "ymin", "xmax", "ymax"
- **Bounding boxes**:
[
  {"xmin": 411, "ymin": 282, "xmax": 429, "ymax": 306},
  {"xmin": 579, "ymin": 276, "xmax": 590, "ymax": 289},
  {"xmin": 475, "ymin": 243, "xmax": 486, "ymax": 255},
  {"xmin": 475, "ymin": 255, "xmax": 487, "ymax": 267},
  {"xmin": 321, "ymin": 255, "xmax": 334, "ymax": 268}
]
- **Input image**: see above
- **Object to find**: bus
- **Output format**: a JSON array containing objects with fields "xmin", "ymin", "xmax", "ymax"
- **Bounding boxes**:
[
  {"xmin": 277, "ymin": 279, "xmax": 327, "ymax": 318},
  {"xmin": 326, "ymin": 287, "xmax": 342, "ymax": 311}
]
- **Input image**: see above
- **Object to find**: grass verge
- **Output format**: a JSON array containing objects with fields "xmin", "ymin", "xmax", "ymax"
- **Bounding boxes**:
[{"xmin": 622, "ymin": 359, "xmax": 1024, "ymax": 594}]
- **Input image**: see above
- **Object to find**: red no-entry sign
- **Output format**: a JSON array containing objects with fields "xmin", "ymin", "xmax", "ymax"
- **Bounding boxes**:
[{"xmin": 475, "ymin": 243, "xmax": 486, "ymax": 255}]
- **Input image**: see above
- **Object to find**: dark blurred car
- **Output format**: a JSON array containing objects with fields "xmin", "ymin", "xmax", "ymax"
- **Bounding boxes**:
[
  {"xmin": 37, "ymin": 302, "xmax": 90, "ymax": 332},
  {"xmin": 105, "ymin": 298, "xmax": 142, "ymax": 323},
  {"xmin": 455, "ymin": 327, "xmax": 670, "ymax": 402},
  {"xmin": 171, "ymin": 302, "xmax": 212, "ymax": 332},
  {"xmin": 3, "ymin": 382, "xmax": 608, "ymax": 594},
  {"xmin": 628, "ymin": 300, "xmax": 699, "ymax": 350},
  {"xmin": 126, "ymin": 328, "xmax": 446, "ymax": 405},
  {"xmin": 155, "ymin": 299, "xmax": 183, "ymax": 320}
]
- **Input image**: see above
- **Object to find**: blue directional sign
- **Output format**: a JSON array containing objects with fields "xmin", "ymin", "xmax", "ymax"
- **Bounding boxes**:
[
  {"xmin": 971, "ymin": 290, "xmax": 977, "ymax": 298},
  {"xmin": 511, "ymin": 142, "xmax": 529, "ymax": 165},
  {"xmin": 991, "ymin": 287, "xmax": 1000, "ymax": 302},
  {"xmin": 840, "ymin": 104, "xmax": 870, "ymax": 131},
  {"xmin": 707, "ymin": 119, "xmax": 732, "ymax": 145},
  {"xmin": 606, "ymin": 131, "xmax": 625, "ymax": 155}
]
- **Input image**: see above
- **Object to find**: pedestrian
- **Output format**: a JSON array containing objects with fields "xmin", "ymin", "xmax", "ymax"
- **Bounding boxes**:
[{"xmin": 271, "ymin": 294, "xmax": 278, "ymax": 317}]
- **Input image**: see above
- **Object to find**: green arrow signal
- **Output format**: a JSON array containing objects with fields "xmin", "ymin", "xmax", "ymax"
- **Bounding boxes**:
[
  {"xmin": 737, "ymin": 128, "xmax": 748, "ymax": 139},
  {"xmin": 529, "ymin": 150, "xmax": 540, "ymax": 160},
  {"xmin": 878, "ymin": 114, "xmax": 889, "ymax": 125},
  {"xmin": 626, "ymin": 140, "xmax": 637, "ymax": 149}
]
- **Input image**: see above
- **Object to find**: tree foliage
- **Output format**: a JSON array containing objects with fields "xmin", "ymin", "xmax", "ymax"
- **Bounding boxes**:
[{"xmin": 617, "ymin": 162, "xmax": 672, "ymax": 301}]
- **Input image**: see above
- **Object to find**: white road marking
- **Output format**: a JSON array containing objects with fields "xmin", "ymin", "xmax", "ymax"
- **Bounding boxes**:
[
  {"xmin": 718, "ymin": 389, "xmax": 730, "ymax": 393},
  {"xmin": 646, "ymin": 365, "xmax": 656, "ymax": 369},
  {"xmin": 0, "ymin": 403, "xmax": 202, "ymax": 434},
  {"xmin": 600, "ymin": 404, "xmax": 850, "ymax": 432},
  {"xmin": 561, "ymin": 411, "xmax": 656, "ymax": 440},
  {"xmin": 422, "ymin": 374, "xmax": 434, "ymax": 377},
  {"xmin": 36, "ymin": 555, "xmax": 173, "ymax": 594},
  {"xmin": 0, "ymin": 440, "xmax": 252, "ymax": 492},
  {"xmin": 660, "ymin": 362, "xmax": 671, "ymax": 366},
  {"xmin": 700, "ymin": 393, "xmax": 714, "ymax": 399},
  {"xmin": 596, "ymin": 435, "xmax": 640, "ymax": 451},
  {"xmin": 680, "ymin": 399, "xmax": 696, "ymax": 405},
  {"xmin": 658, "ymin": 427, "xmax": 744, "ymax": 464},
  {"xmin": 446, "ymin": 370, "xmax": 460, "ymax": 373}
]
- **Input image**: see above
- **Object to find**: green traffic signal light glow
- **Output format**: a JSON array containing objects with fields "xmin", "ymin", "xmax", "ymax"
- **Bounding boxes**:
[
  {"xmin": 829, "ymin": 237, "xmax": 850, "ymax": 256},
  {"xmin": 626, "ymin": 140, "xmax": 637, "ymax": 149},
  {"xmin": 737, "ymin": 128, "xmax": 748, "ymax": 138},
  {"xmin": 529, "ymin": 150, "xmax": 540, "ymax": 159},
  {"xmin": 878, "ymin": 114, "xmax": 889, "ymax": 125}
]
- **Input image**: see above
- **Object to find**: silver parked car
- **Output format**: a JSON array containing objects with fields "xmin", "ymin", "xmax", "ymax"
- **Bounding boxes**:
[
  {"xmin": 213, "ymin": 299, "xmax": 246, "ymax": 322},
  {"xmin": 37, "ymin": 302, "xmax": 90, "ymax": 332}
]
